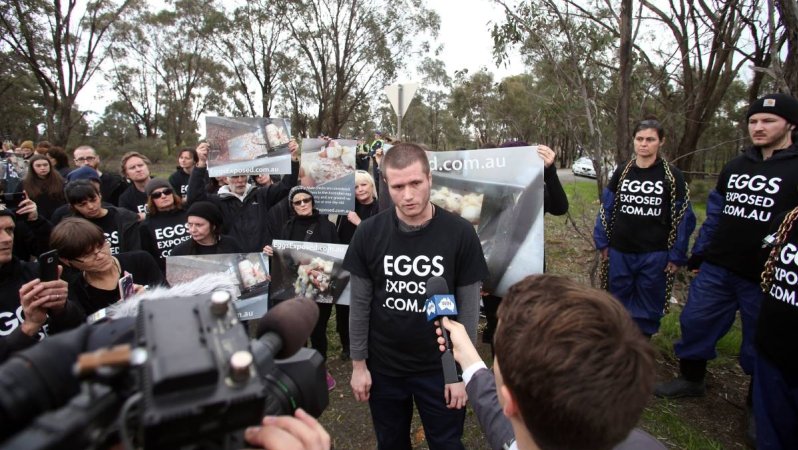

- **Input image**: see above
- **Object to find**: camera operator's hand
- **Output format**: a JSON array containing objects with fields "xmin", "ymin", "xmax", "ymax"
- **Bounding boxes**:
[
  {"xmin": 435, "ymin": 317, "xmax": 483, "ymax": 369},
  {"xmin": 351, "ymin": 359, "xmax": 372, "ymax": 402},
  {"xmin": 244, "ymin": 408, "xmax": 330, "ymax": 450},
  {"xmin": 18, "ymin": 267, "xmax": 68, "ymax": 336}
]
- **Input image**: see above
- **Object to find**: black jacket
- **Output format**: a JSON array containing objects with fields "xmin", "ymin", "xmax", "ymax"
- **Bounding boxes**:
[
  {"xmin": 186, "ymin": 162, "xmax": 298, "ymax": 252},
  {"xmin": 100, "ymin": 172, "xmax": 127, "ymax": 207}
]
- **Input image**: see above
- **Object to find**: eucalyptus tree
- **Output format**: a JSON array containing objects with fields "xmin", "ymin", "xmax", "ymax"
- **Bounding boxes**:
[
  {"xmin": 274, "ymin": 0, "xmax": 439, "ymax": 137},
  {"xmin": 0, "ymin": 0, "xmax": 140, "ymax": 146}
]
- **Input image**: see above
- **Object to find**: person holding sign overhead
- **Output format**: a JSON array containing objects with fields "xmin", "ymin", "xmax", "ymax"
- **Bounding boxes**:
[
  {"xmin": 186, "ymin": 141, "xmax": 299, "ymax": 252},
  {"xmin": 343, "ymin": 143, "xmax": 487, "ymax": 450}
]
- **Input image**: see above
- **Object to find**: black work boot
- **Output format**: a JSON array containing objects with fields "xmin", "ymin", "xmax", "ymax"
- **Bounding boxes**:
[{"xmin": 654, "ymin": 359, "xmax": 707, "ymax": 398}]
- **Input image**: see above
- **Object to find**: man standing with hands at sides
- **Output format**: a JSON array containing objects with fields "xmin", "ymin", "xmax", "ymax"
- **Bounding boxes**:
[
  {"xmin": 656, "ymin": 94, "xmax": 798, "ymax": 439},
  {"xmin": 343, "ymin": 143, "xmax": 487, "ymax": 450}
]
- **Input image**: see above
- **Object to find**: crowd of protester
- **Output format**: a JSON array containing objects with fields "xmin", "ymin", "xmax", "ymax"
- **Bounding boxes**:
[{"xmin": 0, "ymin": 92, "xmax": 796, "ymax": 450}]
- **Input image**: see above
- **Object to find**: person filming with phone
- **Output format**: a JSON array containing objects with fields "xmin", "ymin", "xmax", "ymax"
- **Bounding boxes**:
[{"xmin": 0, "ymin": 209, "xmax": 82, "ymax": 363}]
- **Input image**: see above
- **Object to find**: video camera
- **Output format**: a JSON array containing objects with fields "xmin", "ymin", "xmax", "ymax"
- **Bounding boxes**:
[{"xmin": 0, "ymin": 292, "xmax": 328, "ymax": 449}]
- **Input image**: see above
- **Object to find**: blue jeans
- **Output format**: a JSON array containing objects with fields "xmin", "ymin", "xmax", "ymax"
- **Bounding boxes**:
[
  {"xmin": 754, "ymin": 354, "xmax": 798, "ymax": 450},
  {"xmin": 675, "ymin": 262, "xmax": 761, "ymax": 374},
  {"xmin": 368, "ymin": 369, "xmax": 465, "ymax": 450}
]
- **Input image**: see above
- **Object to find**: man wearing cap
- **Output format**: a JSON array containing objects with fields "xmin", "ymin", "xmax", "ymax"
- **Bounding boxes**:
[
  {"xmin": 656, "ymin": 94, "xmax": 798, "ymax": 408},
  {"xmin": 17, "ymin": 141, "xmax": 34, "ymax": 160},
  {"xmin": 62, "ymin": 179, "xmax": 141, "ymax": 255},
  {"xmin": 72, "ymin": 145, "xmax": 127, "ymax": 206},
  {"xmin": 369, "ymin": 132, "xmax": 384, "ymax": 159}
]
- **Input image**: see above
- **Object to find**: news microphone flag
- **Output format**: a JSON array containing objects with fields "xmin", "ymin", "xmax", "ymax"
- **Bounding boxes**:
[
  {"xmin": 424, "ymin": 290, "xmax": 459, "ymax": 384},
  {"xmin": 425, "ymin": 295, "xmax": 458, "ymax": 321}
]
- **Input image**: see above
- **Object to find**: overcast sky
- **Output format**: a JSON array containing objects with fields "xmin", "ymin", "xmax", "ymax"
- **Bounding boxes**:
[{"xmin": 76, "ymin": 0, "xmax": 525, "ymax": 124}]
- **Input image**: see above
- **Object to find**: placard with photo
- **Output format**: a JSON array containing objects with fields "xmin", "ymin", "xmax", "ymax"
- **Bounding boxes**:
[
  {"xmin": 205, "ymin": 117, "xmax": 292, "ymax": 177},
  {"xmin": 299, "ymin": 138, "xmax": 357, "ymax": 214},
  {"xmin": 166, "ymin": 252, "xmax": 271, "ymax": 321},
  {"xmin": 270, "ymin": 240, "xmax": 350, "ymax": 306}
]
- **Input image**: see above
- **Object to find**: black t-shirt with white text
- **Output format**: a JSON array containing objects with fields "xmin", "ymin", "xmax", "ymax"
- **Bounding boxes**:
[
  {"xmin": 92, "ymin": 208, "xmax": 123, "ymax": 255},
  {"xmin": 169, "ymin": 170, "xmax": 190, "ymax": 200},
  {"xmin": 608, "ymin": 159, "xmax": 686, "ymax": 253},
  {"xmin": 119, "ymin": 185, "xmax": 148, "ymax": 216},
  {"xmin": 343, "ymin": 206, "xmax": 488, "ymax": 376},
  {"xmin": 757, "ymin": 210, "xmax": 798, "ymax": 375},
  {"xmin": 140, "ymin": 209, "xmax": 190, "ymax": 273},
  {"xmin": 704, "ymin": 146, "xmax": 798, "ymax": 280}
]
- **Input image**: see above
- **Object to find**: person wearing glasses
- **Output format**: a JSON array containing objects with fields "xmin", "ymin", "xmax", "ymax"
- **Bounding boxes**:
[
  {"xmin": 593, "ymin": 118, "xmax": 695, "ymax": 339},
  {"xmin": 62, "ymin": 179, "xmax": 142, "ymax": 256},
  {"xmin": 263, "ymin": 186, "xmax": 339, "ymax": 390},
  {"xmin": 139, "ymin": 179, "xmax": 190, "ymax": 274},
  {"xmin": 50, "ymin": 217, "xmax": 163, "ymax": 316},
  {"xmin": 72, "ymin": 145, "xmax": 127, "ymax": 206}
]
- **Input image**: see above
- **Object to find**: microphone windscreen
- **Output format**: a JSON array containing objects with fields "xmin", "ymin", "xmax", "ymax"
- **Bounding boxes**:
[
  {"xmin": 256, "ymin": 297, "xmax": 319, "ymax": 358},
  {"xmin": 426, "ymin": 276, "xmax": 449, "ymax": 297}
]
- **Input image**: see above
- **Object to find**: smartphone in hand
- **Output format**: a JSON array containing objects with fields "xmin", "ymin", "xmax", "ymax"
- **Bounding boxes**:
[
  {"xmin": 118, "ymin": 272, "xmax": 135, "ymax": 300},
  {"xmin": 38, "ymin": 250, "xmax": 59, "ymax": 282}
]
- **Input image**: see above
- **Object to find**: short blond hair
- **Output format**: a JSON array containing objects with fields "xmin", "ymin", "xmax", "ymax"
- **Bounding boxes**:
[{"xmin": 355, "ymin": 170, "xmax": 377, "ymax": 200}]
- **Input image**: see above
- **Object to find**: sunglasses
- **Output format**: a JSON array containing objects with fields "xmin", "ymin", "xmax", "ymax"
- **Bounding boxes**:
[
  {"xmin": 292, "ymin": 197, "xmax": 312, "ymax": 206},
  {"xmin": 150, "ymin": 188, "xmax": 173, "ymax": 199}
]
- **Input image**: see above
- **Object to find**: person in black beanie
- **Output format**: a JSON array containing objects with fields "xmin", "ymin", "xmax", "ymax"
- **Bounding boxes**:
[
  {"xmin": 170, "ymin": 201, "xmax": 242, "ymax": 256},
  {"xmin": 263, "ymin": 185, "xmax": 339, "ymax": 390},
  {"xmin": 656, "ymin": 92, "xmax": 798, "ymax": 442}
]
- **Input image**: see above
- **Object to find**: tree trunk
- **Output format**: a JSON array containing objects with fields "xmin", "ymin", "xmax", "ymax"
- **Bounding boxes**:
[{"xmin": 615, "ymin": 0, "xmax": 633, "ymax": 164}]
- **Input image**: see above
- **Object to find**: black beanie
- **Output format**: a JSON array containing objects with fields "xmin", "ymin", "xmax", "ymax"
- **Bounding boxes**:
[
  {"xmin": 186, "ymin": 201, "xmax": 223, "ymax": 228},
  {"xmin": 0, "ymin": 208, "xmax": 14, "ymax": 219},
  {"xmin": 747, "ymin": 93, "xmax": 798, "ymax": 125}
]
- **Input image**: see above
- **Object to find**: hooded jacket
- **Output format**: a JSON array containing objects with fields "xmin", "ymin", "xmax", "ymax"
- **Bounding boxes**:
[{"xmin": 185, "ymin": 162, "xmax": 298, "ymax": 252}]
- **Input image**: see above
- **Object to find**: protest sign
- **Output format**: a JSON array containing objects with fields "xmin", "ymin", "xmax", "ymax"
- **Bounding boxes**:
[
  {"xmin": 425, "ymin": 146, "xmax": 543, "ymax": 296},
  {"xmin": 299, "ymin": 138, "xmax": 357, "ymax": 214},
  {"xmin": 166, "ymin": 252, "xmax": 270, "ymax": 321},
  {"xmin": 270, "ymin": 240, "xmax": 351, "ymax": 306},
  {"xmin": 205, "ymin": 117, "xmax": 292, "ymax": 177}
]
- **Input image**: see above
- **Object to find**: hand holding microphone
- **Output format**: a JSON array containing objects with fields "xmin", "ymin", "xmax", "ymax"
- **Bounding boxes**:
[
  {"xmin": 434, "ymin": 317, "xmax": 483, "ymax": 370},
  {"xmin": 425, "ymin": 276, "xmax": 468, "ymax": 409}
]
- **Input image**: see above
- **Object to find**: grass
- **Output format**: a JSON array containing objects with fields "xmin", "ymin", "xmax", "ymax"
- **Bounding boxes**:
[{"xmin": 642, "ymin": 403, "xmax": 724, "ymax": 450}]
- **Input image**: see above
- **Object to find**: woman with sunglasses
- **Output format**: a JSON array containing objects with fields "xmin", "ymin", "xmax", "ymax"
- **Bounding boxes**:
[
  {"xmin": 50, "ymin": 217, "xmax": 164, "ymax": 316},
  {"xmin": 263, "ymin": 186, "xmax": 339, "ymax": 390},
  {"xmin": 18, "ymin": 154, "xmax": 66, "ymax": 221},
  {"xmin": 139, "ymin": 179, "xmax": 191, "ymax": 274}
]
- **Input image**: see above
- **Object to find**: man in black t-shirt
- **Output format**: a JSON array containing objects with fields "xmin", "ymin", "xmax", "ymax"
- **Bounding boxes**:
[
  {"xmin": 343, "ymin": 143, "xmax": 487, "ymax": 450},
  {"xmin": 656, "ymin": 94, "xmax": 798, "ymax": 412}
]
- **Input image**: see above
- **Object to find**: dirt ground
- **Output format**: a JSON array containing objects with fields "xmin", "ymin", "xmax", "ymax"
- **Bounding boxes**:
[{"xmin": 317, "ymin": 323, "xmax": 750, "ymax": 450}]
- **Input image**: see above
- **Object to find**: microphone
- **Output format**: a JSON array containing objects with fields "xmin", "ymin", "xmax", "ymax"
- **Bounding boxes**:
[
  {"xmin": 256, "ymin": 297, "xmax": 319, "ymax": 359},
  {"xmin": 424, "ymin": 276, "xmax": 460, "ymax": 384}
]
